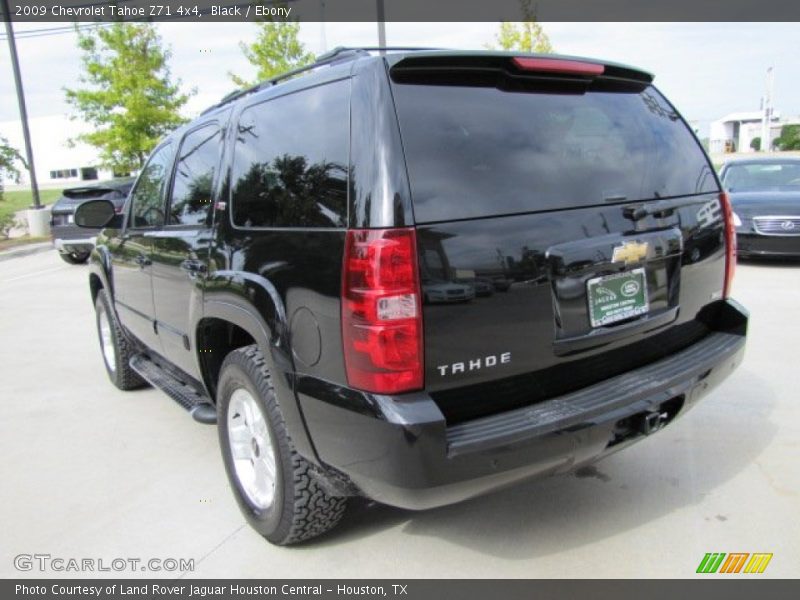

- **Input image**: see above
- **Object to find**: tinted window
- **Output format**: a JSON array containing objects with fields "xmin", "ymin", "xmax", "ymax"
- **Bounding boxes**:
[
  {"xmin": 129, "ymin": 144, "xmax": 173, "ymax": 228},
  {"xmin": 392, "ymin": 83, "xmax": 717, "ymax": 222},
  {"xmin": 169, "ymin": 124, "xmax": 221, "ymax": 226},
  {"xmin": 231, "ymin": 80, "xmax": 349, "ymax": 228}
]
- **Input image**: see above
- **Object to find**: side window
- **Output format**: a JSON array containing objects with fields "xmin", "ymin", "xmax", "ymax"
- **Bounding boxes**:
[
  {"xmin": 231, "ymin": 79, "xmax": 349, "ymax": 228},
  {"xmin": 129, "ymin": 143, "xmax": 173, "ymax": 228},
  {"xmin": 168, "ymin": 124, "xmax": 222, "ymax": 226}
]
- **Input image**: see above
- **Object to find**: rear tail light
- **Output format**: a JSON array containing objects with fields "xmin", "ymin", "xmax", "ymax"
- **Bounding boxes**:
[
  {"xmin": 720, "ymin": 191, "xmax": 737, "ymax": 298},
  {"xmin": 341, "ymin": 228, "xmax": 424, "ymax": 394},
  {"xmin": 512, "ymin": 57, "xmax": 605, "ymax": 76}
]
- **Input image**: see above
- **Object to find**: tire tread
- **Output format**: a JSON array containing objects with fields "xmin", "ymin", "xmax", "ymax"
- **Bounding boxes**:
[
  {"xmin": 223, "ymin": 345, "xmax": 346, "ymax": 545},
  {"xmin": 95, "ymin": 289, "xmax": 146, "ymax": 390}
]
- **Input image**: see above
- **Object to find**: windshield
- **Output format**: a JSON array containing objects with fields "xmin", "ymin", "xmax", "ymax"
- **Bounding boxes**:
[{"xmin": 722, "ymin": 162, "xmax": 800, "ymax": 192}]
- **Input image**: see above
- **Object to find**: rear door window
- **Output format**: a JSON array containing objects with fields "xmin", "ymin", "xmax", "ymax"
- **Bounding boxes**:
[{"xmin": 391, "ymin": 83, "xmax": 717, "ymax": 222}]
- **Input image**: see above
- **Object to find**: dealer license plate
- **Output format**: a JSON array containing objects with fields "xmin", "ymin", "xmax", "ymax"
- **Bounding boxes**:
[{"xmin": 587, "ymin": 268, "xmax": 649, "ymax": 328}]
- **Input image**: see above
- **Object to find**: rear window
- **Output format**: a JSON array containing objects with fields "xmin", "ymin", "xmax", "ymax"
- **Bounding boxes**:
[
  {"xmin": 391, "ymin": 83, "xmax": 717, "ymax": 222},
  {"xmin": 231, "ymin": 80, "xmax": 349, "ymax": 228}
]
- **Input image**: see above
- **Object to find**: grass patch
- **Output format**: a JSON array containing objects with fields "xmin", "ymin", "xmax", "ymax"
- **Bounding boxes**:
[
  {"xmin": 0, "ymin": 235, "xmax": 50, "ymax": 252},
  {"xmin": 0, "ymin": 188, "xmax": 63, "ymax": 219}
]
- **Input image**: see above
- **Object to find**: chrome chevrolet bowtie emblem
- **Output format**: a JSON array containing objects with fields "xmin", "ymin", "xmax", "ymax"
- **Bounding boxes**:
[{"xmin": 611, "ymin": 240, "xmax": 649, "ymax": 265}]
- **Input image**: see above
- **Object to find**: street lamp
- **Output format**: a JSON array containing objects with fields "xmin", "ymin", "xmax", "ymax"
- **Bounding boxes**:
[
  {"xmin": 377, "ymin": 0, "xmax": 386, "ymax": 50},
  {"xmin": 1, "ymin": 0, "xmax": 49, "ymax": 237}
]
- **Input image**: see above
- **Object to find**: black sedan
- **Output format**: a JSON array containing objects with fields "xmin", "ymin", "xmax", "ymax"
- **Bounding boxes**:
[
  {"xmin": 720, "ymin": 158, "xmax": 800, "ymax": 259},
  {"xmin": 50, "ymin": 177, "xmax": 134, "ymax": 264}
]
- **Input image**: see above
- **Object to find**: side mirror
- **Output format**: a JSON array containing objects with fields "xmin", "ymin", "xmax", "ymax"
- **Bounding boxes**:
[{"xmin": 74, "ymin": 199, "xmax": 117, "ymax": 228}]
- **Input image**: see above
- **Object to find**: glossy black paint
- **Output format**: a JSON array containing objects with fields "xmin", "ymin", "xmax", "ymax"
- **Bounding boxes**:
[
  {"xmin": 300, "ymin": 300, "xmax": 747, "ymax": 509},
  {"xmin": 349, "ymin": 58, "xmax": 414, "ymax": 229},
  {"xmin": 736, "ymin": 231, "xmax": 800, "ymax": 258},
  {"xmin": 417, "ymin": 195, "xmax": 725, "ymax": 392},
  {"xmin": 720, "ymin": 158, "xmax": 800, "ymax": 258},
  {"xmin": 730, "ymin": 192, "xmax": 800, "ymax": 258},
  {"xmin": 83, "ymin": 50, "xmax": 747, "ymax": 507}
]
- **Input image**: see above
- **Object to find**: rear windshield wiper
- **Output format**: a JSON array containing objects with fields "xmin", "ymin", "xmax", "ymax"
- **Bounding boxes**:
[{"xmin": 622, "ymin": 197, "xmax": 707, "ymax": 221}]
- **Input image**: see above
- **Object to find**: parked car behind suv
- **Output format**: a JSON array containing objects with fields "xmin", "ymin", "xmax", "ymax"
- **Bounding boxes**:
[
  {"xmin": 50, "ymin": 177, "xmax": 134, "ymax": 264},
  {"xmin": 719, "ymin": 157, "xmax": 800, "ymax": 259},
  {"xmin": 75, "ymin": 48, "xmax": 748, "ymax": 545}
]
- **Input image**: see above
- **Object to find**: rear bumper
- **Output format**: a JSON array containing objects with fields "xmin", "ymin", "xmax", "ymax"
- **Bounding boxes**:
[
  {"xmin": 299, "ymin": 300, "xmax": 748, "ymax": 510},
  {"xmin": 51, "ymin": 224, "xmax": 96, "ymax": 253}
]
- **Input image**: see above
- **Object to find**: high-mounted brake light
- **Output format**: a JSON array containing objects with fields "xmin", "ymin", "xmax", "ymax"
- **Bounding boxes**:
[
  {"xmin": 719, "ymin": 191, "xmax": 737, "ymax": 298},
  {"xmin": 512, "ymin": 57, "xmax": 605, "ymax": 76},
  {"xmin": 342, "ymin": 228, "xmax": 424, "ymax": 394}
]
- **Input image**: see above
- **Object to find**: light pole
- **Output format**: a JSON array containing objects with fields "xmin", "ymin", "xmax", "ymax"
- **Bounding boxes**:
[
  {"xmin": 2, "ymin": 0, "xmax": 42, "ymax": 211},
  {"xmin": 319, "ymin": 0, "xmax": 327, "ymax": 53},
  {"xmin": 760, "ymin": 67, "xmax": 774, "ymax": 154},
  {"xmin": 376, "ymin": 0, "xmax": 386, "ymax": 51}
]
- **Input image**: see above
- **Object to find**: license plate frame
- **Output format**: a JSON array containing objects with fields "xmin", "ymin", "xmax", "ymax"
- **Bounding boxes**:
[{"xmin": 587, "ymin": 268, "xmax": 649, "ymax": 328}]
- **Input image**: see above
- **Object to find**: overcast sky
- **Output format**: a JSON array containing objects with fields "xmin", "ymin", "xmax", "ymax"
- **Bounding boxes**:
[{"xmin": 1, "ymin": 22, "xmax": 798, "ymax": 137}]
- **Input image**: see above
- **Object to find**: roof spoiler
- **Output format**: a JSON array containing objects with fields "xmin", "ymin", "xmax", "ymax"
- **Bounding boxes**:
[
  {"xmin": 62, "ymin": 187, "xmax": 116, "ymax": 197},
  {"xmin": 389, "ymin": 53, "xmax": 654, "ymax": 85}
]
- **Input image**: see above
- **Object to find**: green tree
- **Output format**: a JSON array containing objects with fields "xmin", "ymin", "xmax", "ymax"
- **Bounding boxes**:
[
  {"xmin": 65, "ymin": 23, "xmax": 192, "ymax": 174},
  {"xmin": 750, "ymin": 137, "xmax": 761, "ymax": 151},
  {"xmin": 230, "ymin": 21, "xmax": 314, "ymax": 88},
  {"xmin": 0, "ymin": 135, "xmax": 24, "ymax": 203},
  {"xmin": 774, "ymin": 124, "xmax": 800, "ymax": 151},
  {"xmin": 489, "ymin": 0, "xmax": 554, "ymax": 53}
]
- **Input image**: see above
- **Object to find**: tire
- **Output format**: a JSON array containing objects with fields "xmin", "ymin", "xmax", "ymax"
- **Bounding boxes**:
[
  {"xmin": 94, "ymin": 290, "xmax": 146, "ymax": 390},
  {"xmin": 59, "ymin": 251, "xmax": 90, "ymax": 264},
  {"xmin": 217, "ymin": 345, "xmax": 347, "ymax": 545}
]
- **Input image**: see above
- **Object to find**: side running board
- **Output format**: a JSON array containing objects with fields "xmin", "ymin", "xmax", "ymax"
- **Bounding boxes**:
[{"xmin": 129, "ymin": 354, "xmax": 217, "ymax": 424}]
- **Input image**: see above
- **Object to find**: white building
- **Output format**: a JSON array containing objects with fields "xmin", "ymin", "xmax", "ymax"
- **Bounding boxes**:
[
  {"xmin": 0, "ymin": 114, "xmax": 115, "ymax": 189},
  {"xmin": 708, "ymin": 111, "xmax": 800, "ymax": 155}
]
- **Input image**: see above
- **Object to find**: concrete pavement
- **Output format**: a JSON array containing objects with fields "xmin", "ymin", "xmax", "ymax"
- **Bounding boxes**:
[{"xmin": 0, "ymin": 249, "xmax": 797, "ymax": 578}]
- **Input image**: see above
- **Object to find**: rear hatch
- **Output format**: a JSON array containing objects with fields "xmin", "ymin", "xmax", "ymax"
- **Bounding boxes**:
[
  {"xmin": 52, "ymin": 183, "xmax": 131, "ymax": 213},
  {"xmin": 51, "ymin": 182, "xmax": 132, "ymax": 226},
  {"xmin": 388, "ymin": 54, "xmax": 726, "ymax": 424}
]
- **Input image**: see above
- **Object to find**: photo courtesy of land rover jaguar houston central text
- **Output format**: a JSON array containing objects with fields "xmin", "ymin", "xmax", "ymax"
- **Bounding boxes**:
[{"xmin": 74, "ymin": 48, "xmax": 748, "ymax": 545}]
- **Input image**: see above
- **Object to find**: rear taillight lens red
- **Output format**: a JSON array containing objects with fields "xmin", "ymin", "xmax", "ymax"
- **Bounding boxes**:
[
  {"xmin": 342, "ymin": 228, "xmax": 423, "ymax": 394},
  {"xmin": 720, "ymin": 191, "xmax": 737, "ymax": 298},
  {"xmin": 512, "ymin": 57, "xmax": 605, "ymax": 76}
]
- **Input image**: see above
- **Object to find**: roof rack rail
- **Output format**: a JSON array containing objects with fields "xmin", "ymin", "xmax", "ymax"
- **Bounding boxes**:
[
  {"xmin": 315, "ymin": 46, "xmax": 441, "ymax": 62},
  {"xmin": 201, "ymin": 46, "xmax": 442, "ymax": 116}
]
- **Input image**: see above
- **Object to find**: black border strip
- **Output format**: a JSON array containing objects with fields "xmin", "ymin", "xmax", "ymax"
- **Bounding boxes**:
[
  {"xmin": 2, "ymin": 0, "xmax": 800, "ymax": 23},
  {"xmin": 3, "ymin": 579, "xmax": 800, "ymax": 600}
]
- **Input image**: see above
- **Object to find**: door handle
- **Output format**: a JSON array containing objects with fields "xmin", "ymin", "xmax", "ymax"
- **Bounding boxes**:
[
  {"xmin": 180, "ymin": 259, "xmax": 207, "ymax": 276},
  {"xmin": 134, "ymin": 254, "xmax": 151, "ymax": 268}
]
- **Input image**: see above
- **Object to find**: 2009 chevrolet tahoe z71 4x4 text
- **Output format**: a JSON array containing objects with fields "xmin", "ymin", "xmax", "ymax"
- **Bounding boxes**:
[{"xmin": 74, "ymin": 48, "xmax": 748, "ymax": 545}]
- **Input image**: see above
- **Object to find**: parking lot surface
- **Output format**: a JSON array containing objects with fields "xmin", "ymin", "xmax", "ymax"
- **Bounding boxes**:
[{"xmin": 1, "ymin": 248, "xmax": 798, "ymax": 578}]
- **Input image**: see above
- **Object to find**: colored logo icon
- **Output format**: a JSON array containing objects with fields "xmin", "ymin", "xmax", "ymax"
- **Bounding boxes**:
[{"xmin": 696, "ymin": 552, "xmax": 773, "ymax": 574}]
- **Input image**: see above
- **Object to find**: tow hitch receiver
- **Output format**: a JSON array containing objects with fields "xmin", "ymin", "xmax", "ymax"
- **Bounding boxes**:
[{"xmin": 635, "ymin": 411, "xmax": 669, "ymax": 435}]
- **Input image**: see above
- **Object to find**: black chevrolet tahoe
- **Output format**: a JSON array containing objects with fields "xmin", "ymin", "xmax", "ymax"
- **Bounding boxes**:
[{"xmin": 74, "ymin": 49, "xmax": 748, "ymax": 545}]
